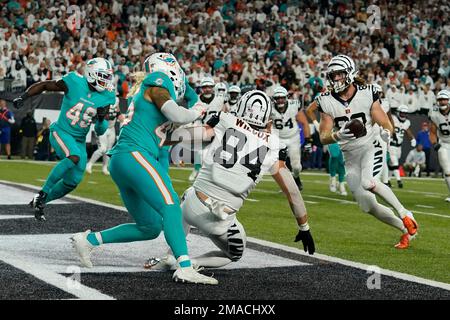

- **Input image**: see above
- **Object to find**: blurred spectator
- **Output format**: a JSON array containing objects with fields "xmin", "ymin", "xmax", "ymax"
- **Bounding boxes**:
[
  {"xmin": 20, "ymin": 111, "xmax": 37, "ymax": 159},
  {"xmin": 0, "ymin": 99, "xmax": 15, "ymax": 159},
  {"xmin": 34, "ymin": 118, "xmax": 52, "ymax": 161},
  {"xmin": 416, "ymin": 121, "xmax": 433, "ymax": 176},
  {"xmin": 404, "ymin": 144, "xmax": 426, "ymax": 177}
]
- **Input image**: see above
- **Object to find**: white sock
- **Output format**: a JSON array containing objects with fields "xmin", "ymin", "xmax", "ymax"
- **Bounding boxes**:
[
  {"xmin": 372, "ymin": 180, "xmax": 408, "ymax": 218},
  {"xmin": 94, "ymin": 232, "xmax": 103, "ymax": 245},
  {"xmin": 414, "ymin": 165, "xmax": 420, "ymax": 176},
  {"xmin": 394, "ymin": 169, "xmax": 401, "ymax": 181},
  {"xmin": 339, "ymin": 182, "xmax": 346, "ymax": 193},
  {"xmin": 367, "ymin": 202, "xmax": 407, "ymax": 233}
]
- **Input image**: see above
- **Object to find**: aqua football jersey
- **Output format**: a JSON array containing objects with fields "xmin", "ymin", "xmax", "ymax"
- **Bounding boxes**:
[
  {"xmin": 54, "ymin": 72, "xmax": 116, "ymax": 142},
  {"xmin": 109, "ymin": 71, "xmax": 177, "ymax": 159}
]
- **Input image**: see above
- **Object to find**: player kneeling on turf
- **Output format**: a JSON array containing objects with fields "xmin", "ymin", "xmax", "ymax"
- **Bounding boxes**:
[{"xmin": 145, "ymin": 90, "xmax": 315, "ymax": 270}]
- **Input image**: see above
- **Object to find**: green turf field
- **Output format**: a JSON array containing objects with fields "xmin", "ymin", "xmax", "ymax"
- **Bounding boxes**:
[{"xmin": 1, "ymin": 160, "xmax": 449, "ymax": 283}]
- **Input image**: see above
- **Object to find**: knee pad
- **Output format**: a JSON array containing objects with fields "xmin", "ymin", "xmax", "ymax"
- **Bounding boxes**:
[
  {"xmin": 98, "ymin": 145, "xmax": 107, "ymax": 154},
  {"xmin": 226, "ymin": 222, "xmax": 246, "ymax": 261},
  {"xmin": 361, "ymin": 178, "xmax": 376, "ymax": 191},
  {"xmin": 63, "ymin": 169, "xmax": 84, "ymax": 186},
  {"xmin": 68, "ymin": 155, "xmax": 80, "ymax": 165},
  {"xmin": 137, "ymin": 223, "xmax": 162, "ymax": 240}
]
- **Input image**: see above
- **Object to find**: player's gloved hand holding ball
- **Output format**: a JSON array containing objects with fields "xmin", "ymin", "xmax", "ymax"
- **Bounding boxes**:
[{"xmin": 335, "ymin": 126, "xmax": 356, "ymax": 141}]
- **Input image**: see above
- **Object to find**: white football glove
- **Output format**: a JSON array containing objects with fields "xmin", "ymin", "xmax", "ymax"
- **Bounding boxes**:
[
  {"xmin": 335, "ymin": 125, "xmax": 356, "ymax": 141},
  {"xmin": 411, "ymin": 139, "xmax": 417, "ymax": 147},
  {"xmin": 380, "ymin": 128, "xmax": 391, "ymax": 143}
]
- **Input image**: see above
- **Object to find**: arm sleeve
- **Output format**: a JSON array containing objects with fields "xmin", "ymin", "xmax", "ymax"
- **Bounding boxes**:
[{"xmin": 160, "ymin": 100, "xmax": 202, "ymax": 124}]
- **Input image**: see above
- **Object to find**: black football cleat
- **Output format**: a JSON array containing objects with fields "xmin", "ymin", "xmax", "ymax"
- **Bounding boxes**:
[
  {"xmin": 294, "ymin": 176, "xmax": 303, "ymax": 191},
  {"xmin": 384, "ymin": 181, "xmax": 392, "ymax": 188},
  {"xmin": 30, "ymin": 191, "xmax": 47, "ymax": 221},
  {"xmin": 397, "ymin": 180, "xmax": 403, "ymax": 189}
]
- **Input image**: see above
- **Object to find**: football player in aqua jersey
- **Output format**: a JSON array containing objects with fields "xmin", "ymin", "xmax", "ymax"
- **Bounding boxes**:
[
  {"xmin": 13, "ymin": 58, "xmax": 116, "ymax": 221},
  {"xmin": 71, "ymin": 53, "xmax": 218, "ymax": 285}
]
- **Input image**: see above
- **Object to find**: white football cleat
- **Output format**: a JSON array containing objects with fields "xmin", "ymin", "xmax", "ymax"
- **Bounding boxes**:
[
  {"xmin": 102, "ymin": 167, "xmax": 110, "ymax": 176},
  {"xmin": 339, "ymin": 182, "xmax": 347, "ymax": 196},
  {"xmin": 71, "ymin": 230, "xmax": 95, "ymax": 268},
  {"xmin": 144, "ymin": 255, "xmax": 177, "ymax": 271},
  {"xmin": 188, "ymin": 169, "xmax": 199, "ymax": 182},
  {"xmin": 172, "ymin": 266, "xmax": 218, "ymax": 285},
  {"xmin": 445, "ymin": 197, "xmax": 450, "ymax": 202},
  {"xmin": 329, "ymin": 177, "xmax": 337, "ymax": 193},
  {"xmin": 86, "ymin": 163, "xmax": 93, "ymax": 174}
]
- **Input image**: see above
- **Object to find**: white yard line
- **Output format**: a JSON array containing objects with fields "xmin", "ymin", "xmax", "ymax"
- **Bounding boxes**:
[
  {"xmin": 415, "ymin": 205, "xmax": 435, "ymax": 209},
  {"xmin": 0, "ymin": 215, "xmax": 34, "ymax": 220},
  {"xmin": 247, "ymin": 237, "xmax": 450, "ymax": 291},
  {"xmin": 0, "ymin": 250, "xmax": 115, "ymax": 300}
]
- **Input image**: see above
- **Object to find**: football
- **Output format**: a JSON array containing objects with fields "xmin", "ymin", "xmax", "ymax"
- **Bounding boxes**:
[{"xmin": 345, "ymin": 119, "xmax": 367, "ymax": 138}]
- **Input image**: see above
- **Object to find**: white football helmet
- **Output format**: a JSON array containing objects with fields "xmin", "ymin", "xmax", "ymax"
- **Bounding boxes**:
[
  {"xmin": 326, "ymin": 54, "xmax": 358, "ymax": 93},
  {"xmin": 215, "ymin": 82, "xmax": 227, "ymax": 96},
  {"xmin": 228, "ymin": 85, "xmax": 241, "ymax": 105},
  {"xmin": 372, "ymin": 83, "xmax": 382, "ymax": 93},
  {"xmin": 85, "ymin": 58, "xmax": 114, "ymax": 92},
  {"xmin": 200, "ymin": 76, "xmax": 215, "ymax": 99},
  {"xmin": 436, "ymin": 90, "xmax": 450, "ymax": 111},
  {"xmin": 235, "ymin": 90, "xmax": 272, "ymax": 129},
  {"xmin": 272, "ymin": 86, "xmax": 288, "ymax": 111},
  {"xmin": 144, "ymin": 52, "xmax": 186, "ymax": 100},
  {"xmin": 397, "ymin": 105, "xmax": 409, "ymax": 120}
]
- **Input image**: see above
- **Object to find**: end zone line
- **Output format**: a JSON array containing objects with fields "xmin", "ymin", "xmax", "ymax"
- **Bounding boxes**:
[
  {"xmin": 1, "ymin": 180, "xmax": 448, "ymax": 291},
  {"xmin": 0, "ymin": 250, "xmax": 115, "ymax": 300}
]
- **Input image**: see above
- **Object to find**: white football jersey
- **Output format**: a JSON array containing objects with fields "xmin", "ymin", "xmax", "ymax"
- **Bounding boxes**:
[
  {"xmin": 428, "ymin": 107, "xmax": 450, "ymax": 145},
  {"xmin": 270, "ymin": 99, "xmax": 301, "ymax": 139},
  {"xmin": 316, "ymin": 85, "xmax": 378, "ymax": 151},
  {"xmin": 225, "ymin": 102, "xmax": 239, "ymax": 116},
  {"xmin": 391, "ymin": 115, "xmax": 411, "ymax": 147},
  {"xmin": 107, "ymin": 97, "xmax": 121, "ymax": 129},
  {"xmin": 373, "ymin": 98, "xmax": 391, "ymax": 136},
  {"xmin": 194, "ymin": 112, "xmax": 281, "ymax": 211},
  {"xmin": 195, "ymin": 92, "xmax": 226, "ymax": 125}
]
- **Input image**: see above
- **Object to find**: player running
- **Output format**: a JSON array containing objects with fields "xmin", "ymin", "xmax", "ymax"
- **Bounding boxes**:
[
  {"xmin": 13, "ymin": 58, "xmax": 116, "ymax": 221},
  {"xmin": 429, "ymin": 89, "xmax": 450, "ymax": 202},
  {"xmin": 146, "ymin": 90, "xmax": 315, "ymax": 270},
  {"xmin": 270, "ymin": 86, "xmax": 311, "ymax": 190},
  {"xmin": 316, "ymin": 54, "xmax": 418, "ymax": 249},
  {"xmin": 86, "ymin": 97, "xmax": 125, "ymax": 175},
  {"xmin": 387, "ymin": 105, "xmax": 416, "ymax": 188},
  {"xmin": 71, "ymin": 53, "xmax": 217, "ymax": 285}
]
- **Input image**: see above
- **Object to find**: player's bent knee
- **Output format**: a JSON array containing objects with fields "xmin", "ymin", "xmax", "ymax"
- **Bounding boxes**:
[
  {"xmin": 137, "ymin": 223, "xmax": 162, "ymax": 240},
  {"xmin": 68, "ymin": 155, "xmax": 80, "ymax": 165},
  {"xmin": 361, "ymin": 178, "xmax": 376, "ymax": 191}
]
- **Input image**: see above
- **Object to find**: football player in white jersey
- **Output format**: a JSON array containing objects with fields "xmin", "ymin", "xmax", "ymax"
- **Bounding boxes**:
[
  {"xmin": 387, "ymin": 105, "xmax": 417, "ymax": 188},
  {"xmin": 146, "ymin": 90, "xmax": 315, "ymax": 270},
  {"xmin": 429, "ymin": 90, "xmax": 450, "ymax": 202},
  {"xmin": 306, "ymin": 97, "xmax": 348, "ymax": 196},
  {"xmin": 188, "ymin": 77, "xmax": 227, "ymax": 181},
  {"xmin": 371, "ymin": 84, "xmax": 395, "ymax": 187},
  {"xmin": 86, "ymin": 97, "xmax": 125, "ymax": 175},
  {"xmin": 225, "ymin": 85, "xmax": 241, "ymax": 115},
  {"xmin": 270, "ymin": 86, "xmax": 311, "ymax": 190},
  {"xmin": 316, "ymin": 54, "xmax": 418, "ymax": 249}
]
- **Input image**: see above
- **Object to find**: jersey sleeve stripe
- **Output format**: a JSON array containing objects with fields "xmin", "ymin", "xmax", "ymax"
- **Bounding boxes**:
[
  {"xmin": 52, "ymin": 131, "xmax": 70, "ymax": 157},
  {"xmin": 131, "ymin": 151, "xmax": 175, "ymax": 205}
]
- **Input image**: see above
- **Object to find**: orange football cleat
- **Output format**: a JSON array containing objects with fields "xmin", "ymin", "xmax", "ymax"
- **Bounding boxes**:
[
  {"xmin": 395, "ymin": 233, "xmax": 410, "ymax": 249},
  {"xmin": 402, "ymin": 216, "xmax": 418, "ymax": 236}
]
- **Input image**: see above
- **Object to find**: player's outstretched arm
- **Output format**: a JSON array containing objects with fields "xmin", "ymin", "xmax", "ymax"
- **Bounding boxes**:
[
  {"xmin": 270, "ymin": 159, "xmax": 315, "ymax": 255},
  {"xmin": 305, "ymin": 100, "xmax": 320, "ymax": 131},
  {"xmin": 13, "ymin": 79, "xmax": 68, "ymax": 109},
  {"xmin": 296, "ymin": 109, "xmax": 311, "ymax": 139},
  {"xmin": 406, "ymin": 128, "xmax": 416, "ymax": 147},
  {"xmin": 429, "ymin": 122, "xmax": 440, "ymax": 151},
  {"xmin": 372, "ymin": 100, "xmax": 393, "ymax": 134},
  {"xmin": 145, "ymin": 86, "xmax": 204, "ymax": 125}
]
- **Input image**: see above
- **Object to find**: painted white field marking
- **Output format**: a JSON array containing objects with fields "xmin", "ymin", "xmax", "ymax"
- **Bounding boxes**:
[
  {"xmin": 87, "ymin": 181, "xmax": 98, "ymax": 185},
  {"xmin": 415, "ymin": 205, "xmax": 435, "ymax": 209},
  {"xmin": 36, "ymin": 179, "xmax": 46, "ymax": 182},
  {"xmin": 247, "ymin": 237, "xmax": 450, "ymax": 291},
  {"xmin": 246, "ymin": 198, "xmax": 260, "ymax": 202},
  {"xmin": 0, "ymin": 215, "xmax": 34, "ymax": 220},
  {"xmin": 0, "ymin": 250, "xmax": 115, "ymax": 300},
  {"xmin": 171, "ymin": 178, "xmax": 186, "ymax": 183},
  {"xmin": 1, "ymin": 180, "xmax": 450, "ymax": 291}
]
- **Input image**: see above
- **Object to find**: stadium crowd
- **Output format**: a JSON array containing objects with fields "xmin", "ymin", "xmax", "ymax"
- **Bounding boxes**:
[
  {"xmin": 0, "ymin": 0, "xmax": 449, "ymax": 111},
  {"xmin": 0, "ymin": 0, "xmax": 448, "ymax": 173}
]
